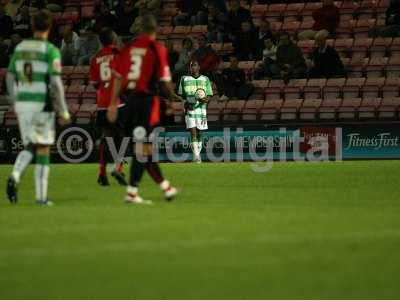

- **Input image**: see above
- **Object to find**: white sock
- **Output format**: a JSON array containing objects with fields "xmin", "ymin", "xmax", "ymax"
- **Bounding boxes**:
[
  {"xmin": 127, "ymin": 186, "xmax": 138, "ymax": 197},
  {"xmin": 196, "ymin": 141, "xmax": 202, "ymax": 154},
  {"xmin": 160, "ymin": 180, "xmax": 171, "ymax": 191},
  {"xmin": 35, "ymin": 164, "xmax": 49, "ymax": 202},
  {"xmin": 12, "ymin": 150, "xmax": 34, "ymax": 183},
  {"xmin": 191, "ymin": 142, "xmax": 199, "ymax": 157}
]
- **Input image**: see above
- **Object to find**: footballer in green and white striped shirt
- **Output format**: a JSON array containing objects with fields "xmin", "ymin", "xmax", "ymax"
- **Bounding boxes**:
[
  {"xmin": 178, "ymin": 60, "xmax": 213, "ymax": 163},
  {"xmin": 6, "ymin": 10, "xmax": 70, "ymax": 206}
]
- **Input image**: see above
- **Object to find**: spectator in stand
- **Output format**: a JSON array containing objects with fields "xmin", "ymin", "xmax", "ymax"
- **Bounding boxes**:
[
  {"xmin": 76, "ymin": 27, "xmax": 101, "ymax": 66},
  {"xmin": 227, "ymin": 0, "xmax": 252, "ymax": 40},
  {"xmin": 309, "ymin": 30, "xmax": 345, "ymax": 78},
  {"xmin": 134, "ymin": 0, "xmax": 161, "ymax": 17},
  {"xmin": 369, "ymin": 0, "xmax": 400, "ymax": 37},
  {"xmin": 276, "ymin": 32, "xmax": 307, "ymax": 82},
  {"xmin": 297, "ymin": 0, "xmax": 340, "ymax": 40},
  {"xmin": 255, "ymin": 19, "xmax": 275, "ymax": 60},
  {"xmin": 175, "ymin": 37, "xmax": 194, "ymax": 77},
  {"xmin": 190, "ymin": 0, "xmax": 209, "ymax": 25},
  {"xmin": 173, "ymin": 0, "xmax": 206, "ymax": 26},
  {"xmin": 218, "ymin": 56, "xmax": 253, "ymax": 100},
  {"xmin": 254, "ymin": 38, "xmax": 279, "ymax": 79},
  {"xmin": 233, "ymin": 21, "xmax": 258, "ymax": 60},
  {"xmin": 206, "ymin": 4, "xmax": 227, "ymax": 43},
  {"xmin": 94, "ymin": 2, "xmax": 118, "ymax": 33},
  {"xmin": 165, "ymin": 40, "xmax": 179, "ymax": 74},
  {"xmin": 0, "ymin": 36, "xmax": 10, "ymax": 68},
  {"xmin": 0, "ymin": 4, "xmax": 13, "ymax": 39},
  {"xmin": 193, "ymin": 34, "xmax": 220, "ymax": 77},
  {"xmin": 61, "ymin": 25, "xmax": 80, "ymax": 66},
  {"xmin": 46, "ymin": 0, "xmax": 64, "ymax": 12},
  {"xmin": 9, "ymin": 33, "xmax": 22, "ymax": 53},
  {"xmin": 13, "ymin": 6, "xmax": 32, "ymax": 38},
  {"xmin": 115, "ymin": 0, "xmax": 138, "ymax": 36}
]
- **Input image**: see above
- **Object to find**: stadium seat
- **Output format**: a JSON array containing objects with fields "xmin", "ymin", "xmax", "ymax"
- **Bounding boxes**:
[
  {"xmin": 359, "ymin": 97, "xmax": 381, "ymax": 119},
  {"xmin": 319, "ymin": 98, "xmax": 342, "ymax": 120},
  {"xmin": 250, "ymin": 4, "xmax": 268, "ymax": 18},
  {"xmin": 385, "ymin": 56, "xmax": 400, "ymax": 77},
  {"xmin": 362, "ymin": 77, "xmax": 385, "ymax": 98},
  {"xmin": 244, "ymin": 99, "xmax": 264, "ymax": 110},
  {"xmin": 280, "ymin": 99, "xmax": 302, "ymax": 120},
  {"xmin": 338, "ymin": 98, "xmax": 361, "ymax": 120},
  {"xmin": 283, "ymin": 86, "xmax": 302, "ymax": 100},
  {"xmin": 334, "ymin": 38, "xmax": 354, "ymax": 57},
  {"xmin": 191, "ymin": 25, "xmax": 208, "ymax": 36},
  {"xmin": 4, "ymin": 111, "xmax": 17, "ymax": 126},
  {"xmin": 352, "ymin": 38, "xmax": 373, "ymax": 59},
  {"xmin": 366, "ymin": 57, "xmax": 388, "ymax": 77},
  {"xmin": 299, "ymin": 98, "xmax": 322, "ymax": 120},
  {"xmin": 378, "ymin": 97, "xmax": 400, "ymax": 119},
  {"xmin": 323, "ymin": 78, "xmax": 346, "ymax": 99},
  {"xmin": 68, "ymin": 103, "xmax": 80, "ymax": 113},
  {"xmin": 170, "ymin": 26, "xmax": 191, "ymax": 39},
  {"xmin": 282, "ymin": 21, "xmax": 300, "ymax": 35},
  {"xmin": 353, "ymin": 19, "xmax": 376, "ymax": 38},
  {"xmin": 304, "ymin": 79, "xmax": 326, "ymax": 100},
  {"xmin": 283, "ymin": 3, "xmax": 305, "ymax": 22},
  {"xmin": 265, "ymin": 87, "xmax": 282, "ymax": 101},
  {"xmin": 343, "ymin": 78, "xmax": 365, "ymax": 99},
  {"xmin": 260, "ymin": 99, "xmax": 283, "ymax": 121},
  {"xmin": 266, "ymin": 4, "xmax": 287, "ymax": 21},
  {"xmin": 382, "ymin": 77, "xmax": 400, "ymax": 98},
  {"xmin": 348, "ymin": 57, "xmax": 368, "ymax": 77},
  {"xmin": 74, "ymin": 111, "xmax": 92, "ymax": 125},
  {"xmin": 336, "ymin": 20, "xmax": 355, "ymax": 39},
  {"xmin": 81, "ymin": 5, "xmax": 94, "ymax": 19}
]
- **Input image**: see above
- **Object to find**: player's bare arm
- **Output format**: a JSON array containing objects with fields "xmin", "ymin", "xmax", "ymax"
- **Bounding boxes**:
[
  {"xmin": 107, "ymin": 74, "xmax": 122, "ymax": 123},
  {"xmin": 50, "ymin": 75, "xmax": 70, "ymax": 122}
]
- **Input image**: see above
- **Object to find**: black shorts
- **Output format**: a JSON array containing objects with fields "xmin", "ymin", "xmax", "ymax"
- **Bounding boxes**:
[
  {"xmin": 96, "ymin": 106, "xmax": 125, "ymax": 130},
  {"xmin": 124, "ymin": 94, "xmax": 160, "ymax": 140}
]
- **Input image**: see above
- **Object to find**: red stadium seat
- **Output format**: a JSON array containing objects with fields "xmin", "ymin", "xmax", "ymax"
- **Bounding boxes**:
[
  {"xmin": 283, "ymin": 3, "xmax": 305, "ymax": 22},
  {"xmin": 362, "ymin": 77, "xmax": 385, "ymax": 98},
  {"xmin": 250, "ymin": 4, "xmax": 268, "ymax": 18},
  {"xmin": 283, "ymin": 86, "xmax": 302, "ymax": 100},
  {"xmin": 343, "ymin": 78, "xmax": 365, "ymax": 99},
  {"xmin": 319, "ymin": 98, "xmax": 342, "ymax": 120},
  {"xmin": 265, "ymin": 87, "xmax": 282, "ymax": 101},
  {"xmin": 244, "ymin": 99, "xmax": 264, "ymax": 109},
  {"xmin": 280, "ymin": 99, "xmax": 302, "ymax": 120},
  {"xmin": 299, "ymin": 98, "xmax": 322, "ymax": 120},
  {"xmin": 338, "ymin": 98, "xmax": 361, "ymax": 119},
  {"xmin": 378, "ymin": 97, "xmax": 400, "ymax": 119},
  {"xmin": 366, "ymin": 57, "xmax": 388, "ymax": 77},
  {"xmin": 359, "ymin": 97, "xmax": 381, "ymax": 119},
  {"xmin": 266, "ymin": 4, "xmax": 287, "ymax": 21},
  {"xmin": 382, "ymin": 77, "xmax": 400, "ymax": 98},
  {"xmin": 323, "ymin": 78, "xmax": 346, "ymax": 99},
  {"xmin": 282, "ymin": 21, "xmax": 300, "ymax": 35}
]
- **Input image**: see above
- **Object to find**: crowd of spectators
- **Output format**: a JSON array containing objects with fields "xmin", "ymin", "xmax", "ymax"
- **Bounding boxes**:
[{"xmin": 0, "ymin": 0, "xmax": 399, "ymax": 100}]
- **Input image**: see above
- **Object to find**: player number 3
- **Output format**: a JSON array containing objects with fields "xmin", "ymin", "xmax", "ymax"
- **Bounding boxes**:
[{"xmin": 127, "ymin": 52, "xmax": 144, "ymax": 89}]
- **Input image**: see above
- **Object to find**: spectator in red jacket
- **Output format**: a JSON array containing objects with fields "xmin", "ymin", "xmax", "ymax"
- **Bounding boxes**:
[
  {"xmin": 192, "ymin": 35, "xmax": 220, "ymax": 77},
  {"xmin": 298, "ymin": 0, "xmax": 340, "ymax": 40}
]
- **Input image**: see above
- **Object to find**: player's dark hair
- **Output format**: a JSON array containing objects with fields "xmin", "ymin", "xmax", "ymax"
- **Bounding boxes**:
[
  {"xmin": 99, "ymin": 27, "xmax": 114, "ymax": 46},
  {"xmin": 31, "ymin": 10, "xmax": 53, "ymax": 32},
  {"xmin": 140, "ymin": 14, "xmax": 157, "ymax": 34}
]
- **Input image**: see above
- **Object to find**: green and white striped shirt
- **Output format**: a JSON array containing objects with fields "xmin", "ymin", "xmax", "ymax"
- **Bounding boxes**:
[
  {"xmin": 178, "ymin": 75, "xmax": 213, "ymax": 118},
  {"xmin": 8, "ymin": 38, "xmax": 62, "ymax": 110}
]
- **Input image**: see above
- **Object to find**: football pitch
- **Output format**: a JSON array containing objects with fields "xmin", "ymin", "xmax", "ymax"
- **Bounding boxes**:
[{"xmin": 0, "ymin": 161, "xmax": 400, "ymax": 300}]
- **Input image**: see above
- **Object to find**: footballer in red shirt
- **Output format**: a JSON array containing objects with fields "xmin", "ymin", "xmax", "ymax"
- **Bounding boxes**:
[
  {"xmin": 89, "ymin": 28, "xmax": 127, "ymax": 186},
  {"xmin": 107, "ymin": 14, "xmax": 182, "ymax": 204}
]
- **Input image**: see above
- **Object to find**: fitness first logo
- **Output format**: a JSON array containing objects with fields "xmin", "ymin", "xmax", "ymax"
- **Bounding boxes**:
[
  {"xmin": 57, "ymin": 127, "xmax": 94, "ymax": 163},
  {"xmin": 345, "ymin": 133, "xmax": 400, "ymax": 150}
]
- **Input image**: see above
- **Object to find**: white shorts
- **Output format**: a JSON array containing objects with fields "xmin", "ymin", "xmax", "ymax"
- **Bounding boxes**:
[
  {"xmin": 17, "ymin": 111, "xmax": 56, "ymax": 146},
  {"xmin": 185, "ymin": 115, "xmax": 208, "ymax": 130}
]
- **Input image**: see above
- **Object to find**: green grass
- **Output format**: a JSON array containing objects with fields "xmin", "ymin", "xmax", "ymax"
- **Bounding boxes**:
[{"xmin": 1, "ymin": 161, "xmax": 400, "ymax": 300}]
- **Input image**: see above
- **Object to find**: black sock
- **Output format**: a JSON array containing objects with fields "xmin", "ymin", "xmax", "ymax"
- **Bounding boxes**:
[{"xmin": 130, "ymin": 154, "xmax": 146, "ymax": 187}]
